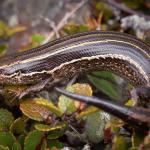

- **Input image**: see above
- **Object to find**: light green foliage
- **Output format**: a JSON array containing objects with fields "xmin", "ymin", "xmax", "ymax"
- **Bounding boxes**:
[
  {"xmin": 85, "ymin": 111, "xmax": 110, "ymax": 143},
  {"xmin": 0, "ymin": 109, "xmax": 14, "ymax": 131},
  {"xmin": 87, "ymin": 72, "xmax": 121, "ymax": 100},
  {"xmin": 24, "ymin": 130, "xmax": 43, "ymax": 150}
]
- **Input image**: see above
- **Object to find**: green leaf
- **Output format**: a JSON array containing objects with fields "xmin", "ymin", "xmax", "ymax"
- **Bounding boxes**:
[
  {"xmin": 95, "ymin": 2, "xmax": 113, "ymax": 21},
  {"xmin": 76, "ymin": 106, "xmax": 100, "ymax": 120},
  {"xmin": 79, "ymin": 25, "xmax": 89, "ymax": 32},
  {"xmin": 63, "ymin": 24, "xmax": 89, "ymax": 34},
  {"xmin": 87, "ymin": 75, "xmax": 121, "ymax": 100},
  {"xmin": 112, "ymin": 136, "xmax": 131, "ymax": 150},
  {"xmin": 35, "ymin": 124, "xmax": 52, "ymax": 132},
  {"xmin": 85, "ymin": 111, "xmax": 110, "ymax": 143},
  {"xmin": 6, "ymin": 26, "xmax": 26, "ymax": 37},
  {"xmin": 34, "ymin": 122, "xmax": 67, "ymax": 140},
  {"xmin": 18, "ymin": 134, "xmax": 26, "ymax": 147},
  {"xmin": 10, "ymin": 117, "xmax": 27, "ymax": 134},
  {"xmin": 0, "ymin": 132, "xmax": 16, "ymax": 148},
  {"xmin": 108, "ymin": 117, "xmax": 124, "ymax": 134},
  {"xmin": 47, "ymin": 140, "xmax": 63, "ymax": 149},
  {"xmin": 0, "ymin": 21, "xmax": 26, "ymax": 38},
  {"xmin": 132, "ymin": 131, "xmax": 145, "ymax": 148},
  {"xmin": 58, "ymin": 95, "xmax": 76, "ymax": 114},
  {"xmin": 58, "ymin": 84, "xmax": 78, "ymax": 114},
  {"xmin": 66, "ymin": 83, "xmax": 92, "ymax": 97},
  {"xmin": 128, "ymin": 148, "xmax": 139, "ymax": 150},
  {"xmin": 0, "ymin": 145, "xmax": 9, "ymax": 150},
  {"xmin": 125, "ymin": 99, "xmax": 136, "ymax": 107},
  {"xmin": 31, "ymin": 34, "xmax": 45, "ymax": 44},
  {"xmin": 47, "ymin": 122, "xmax": 67, "ymax": 139},
  {"xmin": 0, "ymin": 44, "xmax": 8, "ymax": 56},
  {"xmin": 24, "ymin": 130, "xmax": 43, "ymax": 150},
  {"xmin": 123, "ymin": 0, "xmax": 144, "ymax": 9},
  {"xmin": 58, "ymin": 83, "xmax": 92, "ymax": 114},
  {"xmin": 20, "ymin": 99, "xmax": 51, "ymax": 121},
  {"xmin": 11, "ymin": 142, "xmax": 21, "ymax": 150},
  {"xmin": 40, "ymin": 139, "xmax": 47, "ymax": 150},
  {"xmin": 0, "ymin": 21, "xmax": 9, "ymax": 38},
  {"xmin": 0, "ymin": 109, "xmax": 14, "ymax": 131},
  {"xmin": 47, "ymin": 130, "xmax": 64, "ymax": 140},
  {"xmin": 35, "ymin": 98, "xmax": 63, "ymax": 117},
  {"xmin": 91, "ymin": 71, "xmax": 117, "ymax": 80}
]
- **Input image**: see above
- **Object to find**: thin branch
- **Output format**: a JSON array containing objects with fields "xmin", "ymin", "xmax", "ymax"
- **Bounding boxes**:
[
  {"xmin": 104, "ymin": 0, "xmax": 150, "ymax": 20},
  {"xmin": 40, "ymin": 16, "xmax": 60, "ymax": 38},
  {"xmin": 67, "ymin": 75, "xmax": 78, "ymax": 87},
  {"xmin": 55, "ymin": 87, "xmax": 150, "ymax": 132},
  {"xmin": 42, "ymin": 0, "xmax": 87, "ymax": 44}
]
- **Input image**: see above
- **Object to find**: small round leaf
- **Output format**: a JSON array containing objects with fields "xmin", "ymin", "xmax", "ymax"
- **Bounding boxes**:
[
  {"xmin": 11, "ymin": 142, "xmax": 21, "ymax": 150},
  {"xmin": 35, "ymin": 98, "xmax": 63, "ymax": 117},
  {"xmin": 0, "ymin": 132, "xmax": 16, "ymax": 148},
  {"xmin": 18, "ymin": 134, "xmax": 26, "ymax": 147},
  {"xmin": 112, "ymin": 136, "xmax": 131, "ymax": 150},
  {"xmin": 0, "ymin": 145, "xmax": 9, "ymax": 150},
  {"xmin": 20, "ymin": 100, "xmax": 51, "ymax": 121},
  {"xmin": 58, "ymin": 83, "xmax": 92, "ymax": 114},
  {"xmin": 24, "ymin": 130, "xmax": 43, "ymax": 150},
  {"xmin": 85, "ymin": 111, "xmax": 110, "ymax": 143},
  {"xmin": 10, "ymin": 117, "xmax": 27, "ymax": 135},
  {"xmin": 0, "ymin": 109, "xmax": 14, "ymax": 131},
  {"xmin": 76, "ymin": 106, "xmax": 100, "ymax": 120}
]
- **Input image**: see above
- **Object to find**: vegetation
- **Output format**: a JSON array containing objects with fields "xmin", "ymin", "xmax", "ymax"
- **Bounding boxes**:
[{"xmin": 0, "ymin": 0, "xmax": 150, "ymax": 149}]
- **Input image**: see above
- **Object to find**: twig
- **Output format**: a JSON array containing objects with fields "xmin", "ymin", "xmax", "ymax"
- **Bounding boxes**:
[
  {"xmin": 67, "ymin": 75, "xmax": 78, "ymax": 87},
  {"xmin": 42, "ymin": 0, "xmax": 87, "ymax": 44},
  {"xmin": 104, "ymin": 0, "xmax": 150, "ymax": 20},
  {"xmin": 39, "ymin": 16, "xmax": 60, "ymax": 38},
  {"xmin": 69, "ymin": 124, "xmax": 80, "ymax": 135},
  {"xmin": 55, "ymin": 87, "xmax": 150, "ymax": 132}
]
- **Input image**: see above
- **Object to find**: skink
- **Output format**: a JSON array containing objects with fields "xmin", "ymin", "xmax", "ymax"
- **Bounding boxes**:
[{"xmin": 0, "ymin": 31, "xmax": 150, "ymax": 87}]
